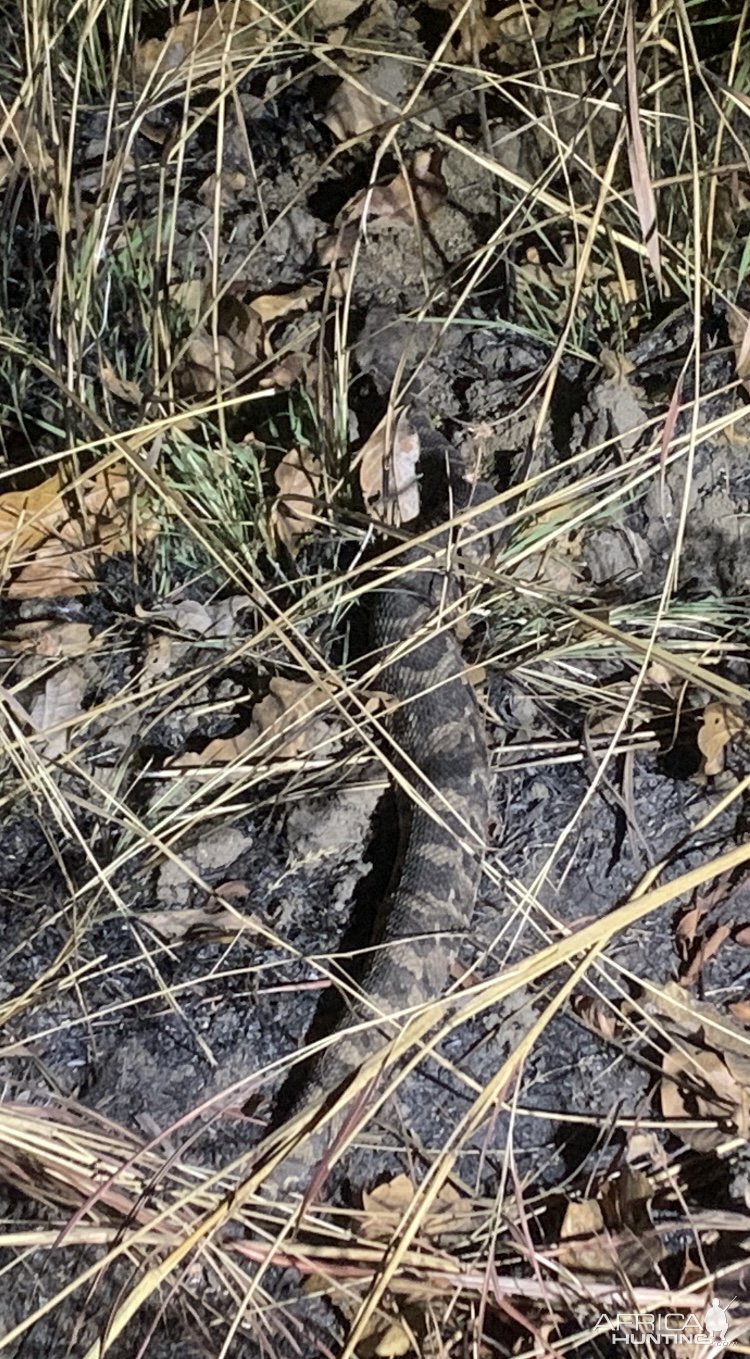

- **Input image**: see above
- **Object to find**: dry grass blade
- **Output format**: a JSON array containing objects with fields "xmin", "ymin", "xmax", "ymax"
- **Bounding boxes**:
[
  {"xmin": 625, "ymin": 1, "xmax": 662, "ymax": 290},
  {"xmin": 2, "ymin": 0, "xmax": 750, "ymax": 1353}
]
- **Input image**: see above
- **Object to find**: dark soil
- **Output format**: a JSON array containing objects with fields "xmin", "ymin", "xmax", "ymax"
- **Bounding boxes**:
[{"xmin": 2, "ymin": 2, "xmax": 750, "ymax": 1355}]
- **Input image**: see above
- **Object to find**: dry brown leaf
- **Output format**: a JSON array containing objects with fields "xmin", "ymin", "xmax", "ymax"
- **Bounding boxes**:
[
  {"xmin": 358, "ymin": 410, "xmax": 421, "ymax": 526},
  {"xmin": 643, "ymin": 980, "xmax": 750, "ymax": 1054},
  {"xmin": 271, "ymin": 446, "xmax": 322, "ymax": 553},
  {"xmin": 249, "ymin": 284, "xmax": 321, "ymax": 326},
  {"xmin": 680, "ymin": 922, "xmax": 733, "ymax": 987},
  {"xmin": 361, "ymin": 1172, "xmax": 461, "ymax": 1243},
  {"xmin": 727, "ymin": 302, "xmax": 750, "ymax": 390},
  {"xmin": 0, "ymin": 463, "xmax": 141, "ymax": 598},
  {"xmin": 646, "ymin": 659, "xmax": 676, "ymax": 690},
  {"xmin": 0, "ymin": 621, "xmax": 95, "ymax": 657},
  {"xmin": 170, "ymin": 279, "xmax": 203, "ymax": 321},
  {"xmin": 697, "ymin": 701, "xmax": 746, "ymax": 776},
  {"xmin": 198, "ymin": 169, "xmax": 247, "ymax": 207},
  {"xmin": 170, "ymin": 677, "xmax": 340, "ymax": 768},
  {"xmin": 324, "ymin": 81, "xmax": 383, "ymax": 141},
  {"xmin": 558, "ymin": 1197, "xmax": 610, "ymax": 1272},
  {"xmin": 138, "ymin": 633, "xmax": 174, "ymax": 691},
  {"xmin": 132, "ymin": 1, "xmax": 266, "ymax": 88},
  {"xmin": 303, "ymin": 1270, "xmax": 413, "ymax": 1359},
  {"xmin": 317, "ymin": 222, "xmax": 359, "ymax": 267},
  {"xmin": 661, "ymin": 1039, "xmax": 750, "ymax": 1152},
  {"xmin": 676, "ymin": 901, "xmax": 709, "ymax": 948},
  {"xmin": 558, "ymin": 1169, "xmax": 659, "ymax": 1276},
  {"xmin": 312, "ymin": 0, "xmax": 362, "ymax": 24},
  {"xmin": 343, "ymin": 150, "xmax": 446, "ymax": 231},
  {"xmin": 178, "ymin": 297, "xmax": 262, "ymax": 393},
  {"xmin": 729, "ymin": 1000, "xmax": 750, "ymax": 1024},
  {"xmin": 100, "ymin": 357, "xmax": 143, "ymax": 406},
  {"xmin": 28, "ymin": 664, "xmax": 88, "ymax": 759},
  {"xmin": 259, "ymin": 352, "xmax": 311, "ymax": 390},
  {"xmin": 180, "ymin": 332, "xmax": 236, "ymax": 394},
  {"xmin": 570, "ymin": 994, "xmax": 620, "ymax": 1041},
  {"xmin": 137, "ymin": 902, "xmax": 260, "ymax": 943}
]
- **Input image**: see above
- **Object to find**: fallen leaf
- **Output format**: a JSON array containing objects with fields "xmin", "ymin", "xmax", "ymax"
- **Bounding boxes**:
[
  {"xmin": 729, "ymin": 1000, "xmax": 750, "ymax": 1024},
  {"xmin": 571, "ymin": 994, "xmax": 620, "ymax": 1041},
  {"xmin": 324, "ymin": 81, "xmax": 383, "ymax": 141},
  {"xmin": 727, "ymin": 302, "xmax": 750, "ymax": 390},
  {"xmin": 358, "ymin": 410, "xmax": 421, "ymax": 526},
  {"xmin": 249, "ymin": 283, "xmax": 321, "ymax": 326},
  {"xmin": 150, "ymin": 595, "xmax": 250, "ymax": 638},
  {"xmin": 28, "ymin": 663, "xmax": 88, "ymax": 759},
  {"xmin": 179, "ymin": 332, "xmax": 237, "ymax": 394},
  {"xmin": 697, "ymin": 702, "xmax": 746, "ymax": 776},
  {"xmin": 343, "ymin": 150, "xmax": 446, "ymax": 230},
  {"xmin": 680, "ymin": 922, "xmax": 733, "ymax": 986},
  {"xmin": 312, "ymin": 0, "xmax": 361, "ymax": 24},
  {"xmin": 176, "ymin": 297, "xmax": 265, "ymax": 393},
  {"xmin": 661, "ymin": 1039, "xmax": 750, "ymax": 1153},
  {"xmin": 271, "ymin": 446, "xmax": 322, "ymax": 553},
  {"xmin": 558, "ymin": 1168, "xmax": 660, "ymax": 1277},
  {"xmin": 303, "ymin": 1270, "xmax": 414, "ymax": 1359},
  {"xmin": 361, "ymin": 1172, "xmax": 461, "ymax": 1242},
  {"xmin": 137, "ymin": 901, "xmax": 260, "ymax": 943},
  {"xmin": 169, "ymin": 677, "xmax": 343, "ymax": 768},
  {"xmin": 100, "ymin": 357, "xmax": 143, "ymax": 406},
  {"xmin": 132, "ymin": 1, "xmax": 266, "ymax": 89},
  {"xmin": 198, "ymin": 169, "xmax": 247, "ymax": 206},
  {"xmin": 0, "ymin": 621, "xmax": 95, "ymax": 657},
  {"xmin": 0, "ymin": 463, "xmax": 144, "ymax": 598},
  {"xmin": 259, "ymin": 351, "xmax": 311, "ymax": 390}
]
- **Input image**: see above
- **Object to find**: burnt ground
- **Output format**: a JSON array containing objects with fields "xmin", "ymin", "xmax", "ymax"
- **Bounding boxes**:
[{"xmin": 2, "ymin": 2, "xmax": 750, "ymax": 1356}]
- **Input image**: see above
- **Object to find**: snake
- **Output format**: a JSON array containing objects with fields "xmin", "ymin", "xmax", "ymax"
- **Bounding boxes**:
[{"xmin": 263, "ymin": 414, "xmax": 500, "ymax": 1195}]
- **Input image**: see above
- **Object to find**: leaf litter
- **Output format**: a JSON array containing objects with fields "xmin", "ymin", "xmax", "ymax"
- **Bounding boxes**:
[{"xmin": 3, "ymin": 0, "xmax": 750, "ymax": 1354}]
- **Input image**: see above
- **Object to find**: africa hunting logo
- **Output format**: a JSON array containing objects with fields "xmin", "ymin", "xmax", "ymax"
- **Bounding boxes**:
[{"xmin": 594, "ymin": 1301, "xmax": 729, "ymax": 1346}]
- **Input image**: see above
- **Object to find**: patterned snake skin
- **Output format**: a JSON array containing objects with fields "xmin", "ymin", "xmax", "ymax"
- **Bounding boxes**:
[{"xmin": 264, "ymin": 416, "xmax": 500, "ymax": 1194}]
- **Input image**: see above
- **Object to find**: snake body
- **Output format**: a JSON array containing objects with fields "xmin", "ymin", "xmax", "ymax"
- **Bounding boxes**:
[{"xmin": 265, "ymin": 418, "xmax": 497, "ymax": 1193}]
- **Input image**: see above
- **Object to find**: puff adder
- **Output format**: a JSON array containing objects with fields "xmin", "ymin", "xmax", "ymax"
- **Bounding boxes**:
[{"xmin": 263, "ymin": 414, "xmax": 501, "ymax": 1195}]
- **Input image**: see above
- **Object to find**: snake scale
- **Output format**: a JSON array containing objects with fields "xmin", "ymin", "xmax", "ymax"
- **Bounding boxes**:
[{"xmin": 264, "ymin": 415, "xmax": 499, "ymax": 1195}]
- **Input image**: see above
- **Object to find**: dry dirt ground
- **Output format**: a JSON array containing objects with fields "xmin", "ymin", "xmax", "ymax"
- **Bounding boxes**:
[{"xmin": 2, "ymin": 2, "xmax": 750, "ymax": 1356}]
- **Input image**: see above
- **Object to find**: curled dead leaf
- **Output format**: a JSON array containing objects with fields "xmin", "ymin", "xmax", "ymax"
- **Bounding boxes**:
[
  {"xmin": 137, "ymin": 901, "xmax": 260, "ymax": 943},
  {"xmin": 259, "ymin": 351, "xmax": 311, "ymax": 390},
  {"xmin": 100, "ymin": 357, "xmax": 143, "ymax": 406},
  {"xmin": 28, "ymin": 664, "xmax": 88, "ymax": 759},
  {"xmin": 680, "ymin": 922, "xmax": 733, "ymax": 987},
  {"xmin": 132, "ymin": 1, "xmax": 267, "ymax": 89},
  {"xmin": 344, "ymin": 150, "xmax": 445, "ymax": 230},
  {"xmin": 697, "ymin": 702, "xmax": 746, "ymax": 776},
  {"xmin": 727, "ymin": 302, "xmax": 750, "ymax": 390},
  {"xmin": 178, "ymin": 298, "xmax": 261, "ymax": 393},
  {"xmin": 570, "ymin": 994, "xmax": 620, "ymax": 1041},
  {"xmin": 271, "ymin": 446, "xmax": 322, "ymax": 553},
  {"xmin": 249, "ymin": 284, "xmax": 321, "ymax": 326},
  {"xmin": 0, "ymin": 621, "xmax": 95, "ymax": 657},
  {"xmin": 361, "ymin": 1172, "xmax": 462, "ymax": 1243},
  {"xmin": 303, "ymin": 1270, "xmax": 414, "ymax": 1358},
  {"xmin": 358, "ymin": 411, "xmax": 421, "ymax": 526},
  {"xmin": 169, "ymin": 677, "xmax": 347, "ymax": 769},
  {"xmin": 661, "ymin": 1038, "xmax": 750, "ymax": 1153},
  {"xmin": 0, "ymin": 462, "xmax": 148, "ymax": 599},
  {"xmin": 558, "ymin": 1168, "xmax": 660, "ymax": 1277},
  {"xmin": 324, "ymin": 80, "xmax": 383, "ymax": 141}
]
